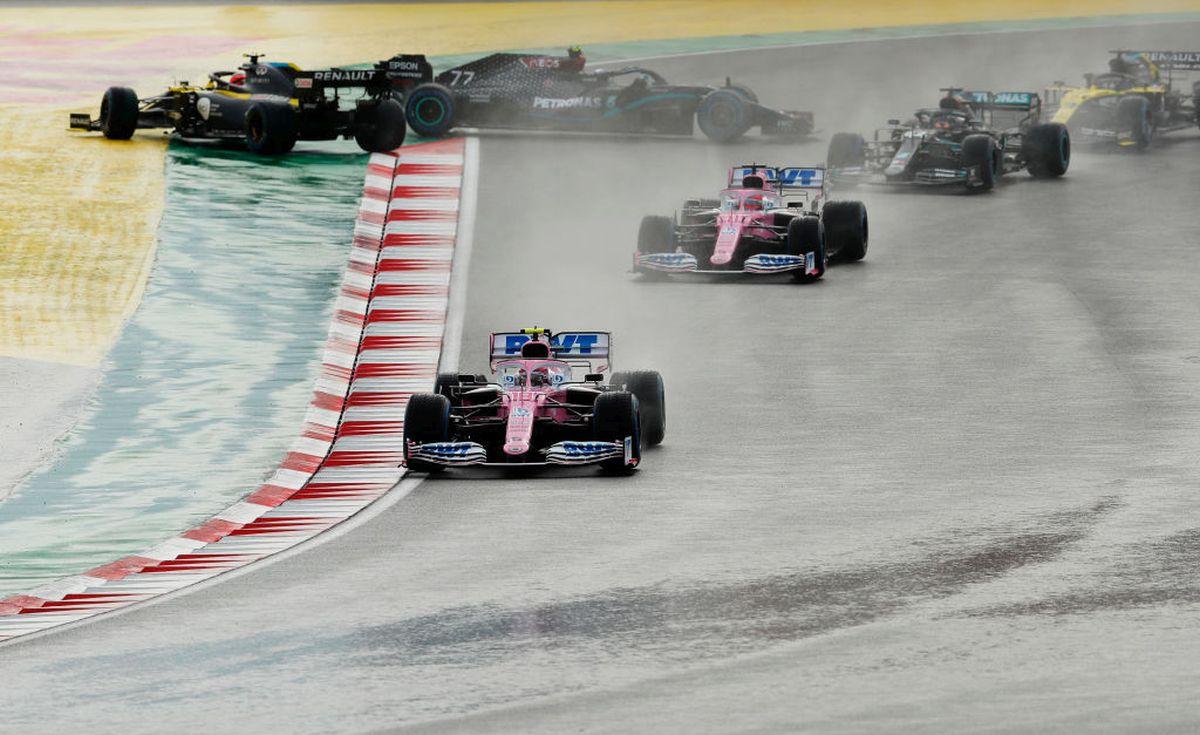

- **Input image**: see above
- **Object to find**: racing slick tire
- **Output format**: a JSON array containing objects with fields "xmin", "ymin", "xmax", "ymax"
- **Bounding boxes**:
[
  {"xmin": 786, "ymin": 215, "xmax": 825, "ymax": 283},
  {"xmin": 405, "ymin": 83, "xmax": 456, "ymax": 138},
  {"xmin": 100, "ymin": 86, "xmax": 139, "ymax": 140},
  {"xmin": 244, "ymin": 101, "xmax": 298, "ymax": 155},
  {"xmin": 827, "ymin": 132, "xmax": 867, "ymax": 169},
  {"xmin": 697, "ymin": 89, "xmax": 752, "ymax": 143},
  {"xmin": 1194, "ymin": 81, "xmax": 1200, "ymax": 129},
  {"xmin": 353, "ymin": 98, "xmax": 407, "ymax": 153},
  {"xmin": 821, "ymin": 201, "xmax": 868, "ymax": 263},
  {"xmin": 403, "ymin": 393, "xmax": 452, "ymax": 473},
  {"xmin": 1023, "ymin": 122, "xmax": 1070, "ymax": 178},
  {"xmin": 635, "ymin": 214, "xmax": 676, "ymax": 278},
  {"xmin": 1117, "ymin": 95, "xmax": 1153, "ymax": 149},
  {"xmin": 724, "ymin": 84, "xmax": 759, "ymax": 104},
  {"xmin": 961, "ymin": 134, "xmax": 997, "ymax": 191},
  {"xmin": 609, "ymin": 370, "xmax": 665, "ymax": 446},
  {"xmin": 591, "ymin": 391, "xmax": 641, "ymax": 473}
]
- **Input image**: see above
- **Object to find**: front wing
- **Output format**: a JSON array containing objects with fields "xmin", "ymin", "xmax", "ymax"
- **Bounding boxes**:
[
  {"xmin": 405, "ymin": 439, "xmax": 633, "ymax": 468},
  {"xmin": 634, "ymin": 251, "xmax": 817, "ymax": 275},
  {"xmin": 830, "ymin": 165, "xmax": 985, "ymax": 187}
]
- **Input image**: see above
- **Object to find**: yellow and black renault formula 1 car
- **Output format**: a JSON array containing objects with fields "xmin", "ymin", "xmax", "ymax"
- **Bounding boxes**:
[
  {"xmin": 69, "ymin": 53, "xmax": 431, "ymax": 155},
  {"xmin": 1044, "ymin": 50, "xmax": 1200, "ymax": 149}
]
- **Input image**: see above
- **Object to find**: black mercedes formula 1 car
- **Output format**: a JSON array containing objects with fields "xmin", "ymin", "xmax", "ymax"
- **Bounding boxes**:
[
  {"xmin": 396, "ymin": 47, "xmax": 814, "ymax": 142},
  {"xmin": 69, "ymin": 53, "xmax": 432, "ymax": 155},
  {"xmin": 827, "ymin": 88, "xmax": 1070, "ymax": 192}
]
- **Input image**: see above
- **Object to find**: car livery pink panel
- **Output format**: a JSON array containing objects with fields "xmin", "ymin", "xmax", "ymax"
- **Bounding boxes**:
[{"xmin": 0, "ymin": 139, "xmax": 467, "ymax": 643}]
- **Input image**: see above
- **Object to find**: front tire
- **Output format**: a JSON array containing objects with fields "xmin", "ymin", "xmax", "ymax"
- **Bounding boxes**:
[
  {"xmin": 592, "ymin": 391, "xmax": 641, "ymax": 473},
  {"xmin": 1117, "ymin": 95, "xmax": 1153, "ymax": 149},
  {"xmin": 961, "ymin": 134, "xmax": 996, "ymax": 191},
  {"xmin": 354, "ymin": 98, "xmax": 407, "ymax": 153},
  {"xmin": 827, "ymin": 132, "xmax": 866, "ymax": 169},
  {"xmin": 405, "ymin": 83, "xmax": 456, "ymax": 138},
  {"xmin": 609, "ymin": 371, "xmax": 665, "ymax": 446},
  {"xmin": 786, "ymin": 215, "xmax": 825, "ymax": 283},
  {"xmin": 1023, "ymin": 122, "xmax": 1070, "ymax": 177},
  {"xmin": 822, "ymin": 201, "xmax": 868, "ymax": 262},
  {"xmin": 403, "ymin": 393, "xmax": 452, "ymax": 473},
  {"xmin": 697, "ymin": 89, "xmax": 752, "ymax": 143},
  {"xmin": 100, "ymin": 86, "xmax": 139, "ymax": 140},
  {"xmin": 244, "ymin": 101, "xmax": 298, "ymax": 155},
  {"xmin": 636, "ymin": 214, "xmax": 676, "ymax": 277}
]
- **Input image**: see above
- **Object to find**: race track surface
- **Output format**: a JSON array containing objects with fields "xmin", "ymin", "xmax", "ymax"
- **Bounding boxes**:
[{"xmin": 3, "ymin": 21, "xmax": 1200, "ymax": 733}]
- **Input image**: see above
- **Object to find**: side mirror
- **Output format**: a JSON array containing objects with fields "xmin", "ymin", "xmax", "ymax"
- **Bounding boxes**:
[
  {"xmin": 585, "ymin": 373, "xmax": 604, "ymax": 382},
  {"xmin": 887, "ymin": 118, "xmax": 901, "ymax": 126}
]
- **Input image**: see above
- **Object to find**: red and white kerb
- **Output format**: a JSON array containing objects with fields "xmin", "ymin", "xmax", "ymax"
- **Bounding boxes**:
[{"xmin": 0, "ymin": 139, "xmax": 466, "ymax": 642}]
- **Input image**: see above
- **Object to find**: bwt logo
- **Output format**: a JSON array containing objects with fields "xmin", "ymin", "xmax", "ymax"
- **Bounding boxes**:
[
  {"xmin": 735, "ymin": 167, "xmax": 823, "ymax": 187},
  {"xmin": 504, "ymin": 334, "xmax": 601, "ymax": 355}
]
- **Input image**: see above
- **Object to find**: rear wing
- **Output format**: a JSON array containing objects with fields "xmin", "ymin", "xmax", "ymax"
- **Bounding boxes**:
[
  {"xmin": 961, "ymin": 90, "xmax": 1040, "ymax": 110},
  {"xmin": 1113, "ymin": 50, "xmax": 1200, "ymax": 71},
  {"xmin": 291, "ymin": 54, "xmax": 432, "ymax": 97},
  {"xmin": 489, "ymin": 330, "xmax": 612, "ymax": 372},
  {"xmin": 727, "ymin": 165, "xmax": 826, "ymax": 192}
]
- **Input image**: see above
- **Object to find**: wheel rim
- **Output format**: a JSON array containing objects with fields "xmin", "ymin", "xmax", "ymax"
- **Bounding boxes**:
[
  {"xmin": 709, "ymin": 102, "xmax": 735, "ymax": 128},
  {"xmin": 416, "ymin": 97, "xmax": 446, "ymax": 126}
]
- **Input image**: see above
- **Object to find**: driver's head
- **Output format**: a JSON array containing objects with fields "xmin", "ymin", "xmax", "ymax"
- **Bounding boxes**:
[
  {"xmin": 530, "ymin": 368, "xmax": 549, "ymax": 387},
  {"xmin": 230, "ymin": 72, "xmax": 246, "ymax": 86},
  {"xmin": 744, "ymin": 195, "xmax": 764, "ymax": 211},
  {"xmin": 566, "ymin": 45, "xmax": 585, "ymax": 70}
]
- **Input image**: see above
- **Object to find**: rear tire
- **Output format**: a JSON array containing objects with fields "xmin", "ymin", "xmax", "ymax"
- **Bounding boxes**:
[
  {"xmin": 591, "ymin": 391, "xmax": 640, "ymax": 473},
  {"xmin": 697, "ymin": 89, "xmax": 752, "ymax": 143},
  {"xmin": 244, "ymin": 101, "xmax": 298, "ymax": 155},
  {"xmin": 353, "ymin": 98, "xmax": 407, "ymax": 153},
  {"xmin": 1117, "ymin": 95, "xmax": 1153, "ymax": 149},
  {"xmin": 403, "ymin": 393, "xmax": 452, "ymax": 473},
  {"xmin": 609, "ymin": 371, "xmax": 665, "ymax": 446},
  {"xmin": 405, "ymin": 83, "xmax": 456, "ymax": 138},
  {"xmin": 961, "ymin": 134, "xmax": 996, "ymax": 191},
  {"xmin": 100, "ymin": 86, "xmax": 139, "ymax": 140},
  {"xmin": 822, "ymin": 201, "xmax": 868, "ymax": 262},
  {"xmin": 786, "ymin": 215, "xmax": 825, "ymax": 283},
  {"xmin": 1023, "ymin": 122, "xmax": 1070, "ymax": 177},
  {"xmin": 827, "ymin": 132, "xmax": 866, "ymax": 168}
]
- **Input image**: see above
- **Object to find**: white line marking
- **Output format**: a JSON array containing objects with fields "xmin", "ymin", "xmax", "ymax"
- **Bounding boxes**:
[{"xmin": 439, "ymin": 136, "xmax": 479, "ymax": 375}]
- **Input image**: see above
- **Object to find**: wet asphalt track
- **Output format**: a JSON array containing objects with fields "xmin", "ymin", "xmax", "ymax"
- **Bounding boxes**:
[{"xmin": 3, "ymin": 21, "xmax": 1200, "ymax": 733}]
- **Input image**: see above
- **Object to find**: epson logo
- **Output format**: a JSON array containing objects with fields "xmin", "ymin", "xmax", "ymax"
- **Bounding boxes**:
[{"xmin": 389, "ymin": 60, "xmax": 422, "ymax": 71}]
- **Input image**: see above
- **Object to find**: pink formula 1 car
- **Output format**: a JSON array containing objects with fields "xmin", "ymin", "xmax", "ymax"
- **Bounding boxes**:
[
  {"xmin": 634, "ymin": 164, "xmax": 868, "ymax": 282},
  {"xmin": 402, "ymin": 328, "xmax": 665, "ymax": 472}
]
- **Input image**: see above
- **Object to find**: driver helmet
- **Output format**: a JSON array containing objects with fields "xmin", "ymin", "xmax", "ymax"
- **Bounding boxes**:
[
  {"xmin": 230, "ymin": 72, "xmax": 246, "ymax": 86},
  {"xmin": 743, "ymin": 194, "xmax": 765, "ymax": 211},
  {"xmin": 530, "ymin": 367, "xmax": 551, "ymax": 387},
  {"xmin": 566, "ymin": 45, "xmax": 586, "ymax": 71}
]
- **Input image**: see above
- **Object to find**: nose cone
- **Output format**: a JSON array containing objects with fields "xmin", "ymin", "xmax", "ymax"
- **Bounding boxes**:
[
  {"xmin": 711, "ymin": 220, "xmax": 741, "ymax": 265},
  {"xmin": 504, "ymin": 400, "xmax": 537, "ymax": 457}
]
